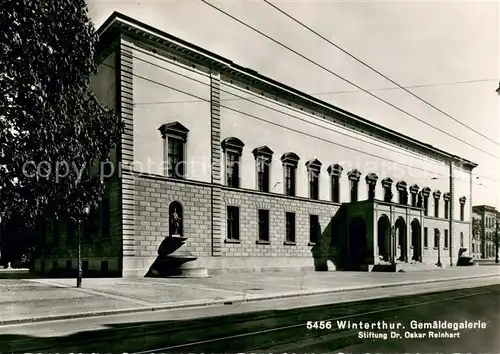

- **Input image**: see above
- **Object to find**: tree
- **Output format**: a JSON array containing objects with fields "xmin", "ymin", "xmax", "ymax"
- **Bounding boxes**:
[{"xmin": 0, "ymin": 0, "xmax": 123, "ymax": 258}]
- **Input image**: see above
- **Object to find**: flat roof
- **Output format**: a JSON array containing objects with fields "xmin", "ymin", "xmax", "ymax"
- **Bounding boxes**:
[{"xmin": 96, "ymin": 11, "xmax": 478, "ymax": 170}]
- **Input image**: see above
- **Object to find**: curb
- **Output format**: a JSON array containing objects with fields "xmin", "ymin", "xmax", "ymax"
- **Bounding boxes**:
[{"xmin": 1, "ymin": 273, "xmax": 498, "ymax": 326}]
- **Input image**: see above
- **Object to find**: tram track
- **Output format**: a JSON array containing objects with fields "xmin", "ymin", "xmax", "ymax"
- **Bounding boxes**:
[{"xmin": 4, "ymin": 281, "xmax": 499, "ymax": 353}]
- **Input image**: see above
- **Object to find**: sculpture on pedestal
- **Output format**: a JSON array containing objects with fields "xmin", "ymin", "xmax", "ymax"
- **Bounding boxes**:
[
  {"xmin": 170, "ymin": 208, "xmax": 182, "ymax": 236},
  {"xmin": 146, "ymin": 201, "xmax": 207, "ymax": 277}
]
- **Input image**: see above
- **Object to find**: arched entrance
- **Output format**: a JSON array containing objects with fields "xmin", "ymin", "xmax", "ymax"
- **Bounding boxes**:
[
  {"xmin": 169, "ymin": 201, "xmax": 183, "ymax": 236},
  {"xmin": 377, "ymin": 215, "xmax": 391, "ymax": 262},
  {"xmin": 411, "ymin": 219, "xmax": 421, "ymax": 262},
  {"xmin": 349, "ymin": 217, "xmax": 367, "ymax": 268},
  {"xmin": 395, "ymin": 217, "xmax": 407, "ymax": 262}
]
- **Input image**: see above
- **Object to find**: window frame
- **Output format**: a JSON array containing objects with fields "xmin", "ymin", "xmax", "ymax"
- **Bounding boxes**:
[
  {"xmin": 347, "ymin": 169, "xmax": 361, "ymax": 202},
  {"xmin": 306, "ymin": 159, "xmax": 322, "ymax": 200},
  {"xmin": 226, "ymin": 206, "xmax": 240, "ymax": 241},
  {"xmin": 253, "ymin": 146, "xmax": 273, "ymax": 193},
  {"xmin": 365, "ymin": 173, "xmax": 378, "ymax": 201},
  {"xmin": 328, "ymin": 164, "xmax": 343, "ymax": 203},
  {"xmin": 257, "ymin": 209, "xmax": 270, "ymax": 242},
  {"xmin": 381, "ymin": 177, "xmax": 393, "ymax": 203},
  {"xmin": 159, "ymin": 121, "xmax": 189, "ymax": 179},
  {"xmin": 222, "ymin": 137, "xmax": 245, "ymax": 188},
  {"xmin": 309, "ymin": 214, "xmax": 320, "ymax": 245},
  {"xmin": 281, "ymin": 153, "xmax": 300, "ymax": 197},
  {"xmin": 433, "ymin": 191, "xmax": 441, "ymax": 218},
  {"xmin": 285, "ymin": 212, "xmax": 296, "ymax": 244}
]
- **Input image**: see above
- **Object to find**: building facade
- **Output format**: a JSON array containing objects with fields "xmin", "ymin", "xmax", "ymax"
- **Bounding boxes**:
[
  {"xmin": 34, "ymin": 13, "xmax": 477, "ymax": 277},
  {"xmin": 472, "ymin": 205, "xmax": 499, "ymax": 259}
]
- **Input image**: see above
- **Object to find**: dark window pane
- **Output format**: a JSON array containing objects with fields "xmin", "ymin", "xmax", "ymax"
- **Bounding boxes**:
[
  {"xmin": 309, "ymin": 215, "xmax": 319, "ymax": 243},
  {"xmin": 227, "ymin": 206, "xmax": 240, "ymax": 240},
  {"xmin": 258, "ymin": 209, "xmax": 269, "ymax": 241}
]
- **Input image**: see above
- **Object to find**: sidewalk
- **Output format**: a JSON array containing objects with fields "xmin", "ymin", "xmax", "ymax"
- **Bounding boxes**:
[{"xmin": 1, "ymin": 266, "xmax": 498, "ymax": 325}]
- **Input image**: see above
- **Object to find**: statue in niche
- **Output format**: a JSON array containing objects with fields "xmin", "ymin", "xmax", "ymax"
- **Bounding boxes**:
[{"xmin": 170, "ymin": 208, "xmax": 182, "ymax": 236}]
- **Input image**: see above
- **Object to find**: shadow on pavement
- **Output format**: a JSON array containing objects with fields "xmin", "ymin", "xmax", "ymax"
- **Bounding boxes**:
[{"xmin": 1, "ymin": 284, "xmax": 499, "ymax": 353}]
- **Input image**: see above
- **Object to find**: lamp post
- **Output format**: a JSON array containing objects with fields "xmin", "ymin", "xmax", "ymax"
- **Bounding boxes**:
[
  {"xmin": 436, "ymin": 230, "xmax": 442, "ymax": 267},
  {"xmin": 390, "ymin": 226, "xmax": 396, "ymax": 265},
  {"xmin": 77, "ymin": 205, "xmax": 91, "ymax": 288}
]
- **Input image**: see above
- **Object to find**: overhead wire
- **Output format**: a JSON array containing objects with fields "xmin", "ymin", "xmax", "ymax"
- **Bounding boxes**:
[
  {"xmin": 264, "ymin": 0, "xmax": 500, "ymax": 147},
  {"xmin": 200, "ymin": 0, "xmax": 500, "ymax": 161},
  {"xmin": 99, "ymin": 56, "xmax": 500, "ymax": 193},
  {"xmin": 126, "ymin": 44, "xmax": 500, "ymax": 189}
]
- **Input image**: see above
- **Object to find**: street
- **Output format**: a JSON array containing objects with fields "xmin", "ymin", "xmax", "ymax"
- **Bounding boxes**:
[{"xmin": 1, "ymin": 277, "xmax": 498, "ymax": 353}]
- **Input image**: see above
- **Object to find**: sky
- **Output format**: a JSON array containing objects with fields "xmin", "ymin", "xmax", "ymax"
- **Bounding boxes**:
[{"xmin": 87, "ymin": 0, "xmax": 500, "ymax": 209}]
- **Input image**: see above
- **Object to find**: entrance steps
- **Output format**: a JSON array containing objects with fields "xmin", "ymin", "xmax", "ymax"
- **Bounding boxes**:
[{"xmin": 371, "ymin": 262, "xmax": 443, "ymax": 272}]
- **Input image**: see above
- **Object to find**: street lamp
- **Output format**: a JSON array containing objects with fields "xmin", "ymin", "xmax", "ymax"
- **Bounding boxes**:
[
  {"xmin": 436, "ymin": 230, "xmax": 442, "ymax": 267},
  {"xmin": 390, "ymin": 226, "xmax": 396, "ymax": 265},
  {"xmin": 77, "ymin": 205, "xmax": 91, "ymax": 288}
]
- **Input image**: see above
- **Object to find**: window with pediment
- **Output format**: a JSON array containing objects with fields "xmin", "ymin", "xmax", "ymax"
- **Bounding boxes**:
[
  {"xmin": 347, "ymin": 169, "xmax": 361, "ymax": 202},
  {"xmin": 159, "ymin": 122, "xmax": 189, "ymax": 179},
  {"xmin": 306, "ymin": 159, "xmax": 322, "ymax": 200},
  {"xmin": 253, "ymin": 146, "xmax": 273, "ymax": 192},
  {"xmin": 281, "ymin": 153, "xmax": 300, "ymax": 196},
  {"xmin": 328, "ymin": 164, "xmax": 343, "ymax": 203},
  {"xmin": 222, "ymin": 137, "xmax": 245, "ymax": 188}
]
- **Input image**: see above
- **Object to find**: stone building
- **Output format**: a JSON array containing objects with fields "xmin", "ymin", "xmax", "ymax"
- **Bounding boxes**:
[
  {"xmin": 472, "ymin": 205, "xmax": 498, "ymax": 259},
  {"xmin": 34, "ymin": 12, "xmax": 476, "ymax": 276}
]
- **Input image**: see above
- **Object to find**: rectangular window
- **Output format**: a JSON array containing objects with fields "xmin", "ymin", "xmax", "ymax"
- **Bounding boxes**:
[
  {"xmin": 285, "ymin": 212, "xmax": 296, "ymax": 243},
  {"xmin": 411, "ymin": 193, "xmax": 417, "ymax": 207},
  {"xmin": 350, "ymin": 180, "xmax": 358, "ymax": 202},
  {"xmin": 424, "ymin": 197, "xmax": 429, "ymax": 216},
  {"xmin": 384, "ymin": 187, "xmax": 392, "ymax": 202},
  {"xmin": 434, "ymin": 199, "xmax": 439, "ymax": 218},
  {"xmin": 331, "ymin": 176, "xmax": 340, "ymax": 203},
  {"xmin": 258, "ymin": 209, "xmax": 270, "ymax": 242},
  {"xmin": 167, "ymin": 137, "xmax": 184, "ymax": 178},
  {"xmin": 460, "ymin": 204, "xmax": 464, "ymax": 221},
  {"xmin": 226, "ymin": 152, "xmax": 240, "ymax": 188},
  {"xmin": 257, "ymin": 159, "xmax": 270, "ymax": 192},
  {"xmin": 444, "ymin": 200, "xmax": 449, "ymax": 219},
  {"xmin": 226, "ymin": 206, "xmax": 240, "ymax": 240},
  {"xmin": 434, "ymin": 228, "xmax": 440, "ymax": 248},
  {"xmin": 399, "ymin": 191, "xmax": 405, "ymax": 204},
  {"xmin": 424, "ymin": 227, "xmax": 428, "ymax": 248},
  {"xmin": 309, "ymin": 171, "xmax": 319, "ymax": 200},
  {"xmin": 309, "ymin": 215, "xmax": 319, "ymax": 244},
  {"xmin": 101, "ymin": 198, "xmax": 110, "ymax": 239},
  {"xmin": 284, "ymin": 165, "xmax": 296, "ymax": 196},
  {"xmin": 444, "ymin": 229, "xmax": 449, "ymax": 248}
]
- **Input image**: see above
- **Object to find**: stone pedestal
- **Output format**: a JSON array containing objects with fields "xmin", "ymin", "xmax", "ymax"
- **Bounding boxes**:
[{"xmin": 148, "ymin": 236, "xmax": 208, "ymax": 278}]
